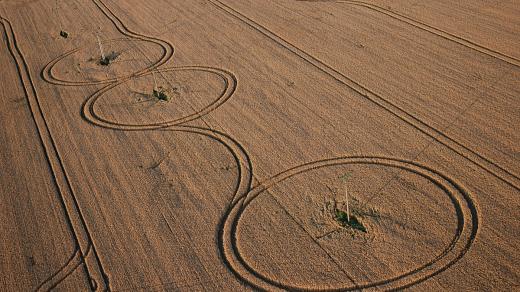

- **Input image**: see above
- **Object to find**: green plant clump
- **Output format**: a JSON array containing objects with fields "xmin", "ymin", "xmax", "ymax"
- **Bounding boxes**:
[
  {"xmin": 335, "ymin": 209, "xmax": 367, "ymax": 233},
  {"xmin": 59, "ymin": 31, "xmax": 69, "ymax": 38},
  {"xmin": 99, "ymin": 51, "xmax": 120, "ymax": 66},
  {"xmin": 153, "ymin": 88, "xmax": 171, "ymax": 101},
  {"xmin": 99, "ymin": 57, "xmax": 110, "ymax": 66}
]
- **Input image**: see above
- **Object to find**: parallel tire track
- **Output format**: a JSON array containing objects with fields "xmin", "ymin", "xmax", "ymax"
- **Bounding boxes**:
[
  {"xmin": 5, "ymin": 0, "xmax": 489, "ymax": 290},
  {"xmin": 207, "ymin": 0, "xmax": 520, "ymax": 191},
  {"xmin": 36, "ymin": 0, "xmax": 242, "ymax": 290},
  {"xmin": 41, "ymin": 38, "xmax": 170, "ymax": 86},
  {"xmin": 35, "ymin": 250, "xmax": 83, "ymax": 292},
  {"xmin": 91, "ymin": 0, "xmax": 173, "ymax": 69},
  {"xmin": 297, "ymin": 0, "xmax": 520, "ymax": 68},
  {"xmin": 0, "ymin": 16, "xmax": 108, "ymax": 292},
  {"xmin": 41, "ymin": 0, "xmax": 174, "ymax": 86}
]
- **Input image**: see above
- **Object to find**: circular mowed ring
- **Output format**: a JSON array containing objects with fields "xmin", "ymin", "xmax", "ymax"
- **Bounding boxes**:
[
  {"xmin": 42, "ymin": 38, "xmax": 173, "ymax": 86},
  {"xmin": 221, "ymin": 156, "xmax": 478, "ymax": 291},
  {"xmin": 82, "ymin": 66, "xmax": 237, "ymax": 130}
]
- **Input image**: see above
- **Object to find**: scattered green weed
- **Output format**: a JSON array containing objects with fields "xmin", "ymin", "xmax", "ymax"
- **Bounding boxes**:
[
  {"xmin": 325, "ymin": 180, "xmax": 382, "ymax": 235},
  {"xmin": 150, "ymin": 70, "xmax": 172, "ymax": 101},
  {"xmin": 99, "ymin": 51, "xmax": 120, "ymax": 66},
  {"xmin": 55, "ymin": 0, "xmax": 68, "ymax": 39},
  {"xmin": 335, "ymin": 209, "xmax": 367, "ymax": 233},
  {"xmin": 153, "ymin": 87, "xmax": 171, "ymax": 101},
  {"xmin": 96, "ymin": 34, "xmax": 120, "ymax": 66}
]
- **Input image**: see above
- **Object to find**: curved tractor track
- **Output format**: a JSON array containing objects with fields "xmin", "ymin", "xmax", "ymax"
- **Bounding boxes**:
[
  {"xmin": 220, "ymin": 156, "xmax": 479, "ymax": 291},
  {"xmin": 82, "ymin": 66, "xmax": 237, "ymax": 130},
  {"xmin": 207, "ymin": 0, "xmax": 520, "ymax": 192},
  {"xmin": 42, "ymin": 37, "xmax": 172, "ymax": 86},
  {"xmin": 2, "ymin": 0, "xmax": 486, "ymax": 290},
  {"xmin": 25, "ymin": 0, "xmax": 241, "ymax": 290}
]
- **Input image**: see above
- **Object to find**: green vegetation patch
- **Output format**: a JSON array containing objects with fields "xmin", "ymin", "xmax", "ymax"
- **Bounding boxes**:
[
  {"xmin": 335, "ymin": 209, "xmax": 367, "ymax": 233},
  {"xmin": 153, "ymin": 87, "xmax": 171, "ymax": 101},
  {"xmin": 99, "ymin": 51, "xmax": 120, "ymax": 66}
]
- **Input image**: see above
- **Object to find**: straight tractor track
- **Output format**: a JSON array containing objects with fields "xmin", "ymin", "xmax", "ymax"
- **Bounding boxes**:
[
  {"xmin": 2, "ymin": 0, "xmax": 497, "ymax": 290},
  {"xmin": 296, "ymin": 0, "xmax": 520, "ymax": 68},
  {"xmin": 208, "ymin": 0, "xmax": 520, "ymax": 191},
  {"xmin": 0, "ymin": 17, "xmax": 109, "ymax": 292}
]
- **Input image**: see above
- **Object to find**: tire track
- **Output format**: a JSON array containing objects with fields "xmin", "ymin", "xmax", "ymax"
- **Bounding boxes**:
[
  {"xmin": 35, "ymin": 250, "xmax": 83, "ymax": 292},
  {"xmin": 3, "ymin": 0, "xmax": 216, "ymax": 290},
  {"xmin": 36, "ymin": 0, "xmax": 239, "ymax": 289},
  {"xmin": 207, "ymin": 0, "xmax": 520, "ymax": 191},
  {"xmin": 41, "ymin": 0, "xmax": 174, "ymax": 86},
  {"xmin": 66, "ymin": 1, "xmax": 481, "ymax": 289},
  {"xmin": 39, "ymin": 0, "xmax": 247, "ymax": 289},
  {"xmin": 297, "ymin": 0, "xmax": 520, "ymax": 68},
  {"xmin": 220, "ymin": 156, "xmax": 479, "ymax": 290},
  {"xmin": 7, "ymin": 0, "xmax": 483, "ymax": 290},
  {"xmin": 81, "ymin": 66, "xmax": 237, "ymax": 130},
  {"xmin": 0, "ymin": 16, "xmax": 108, "ymax": 292},
  {"xmin": 41, "ymin": 37, "xmax": 170, "ymax": 86},
  {"xmin": 91, "ymin": 0, "xmax": 173, "ymax": 69},
  {"xmin": 78, "ymin": 117, "xmax": 255, "ymax": 290}
]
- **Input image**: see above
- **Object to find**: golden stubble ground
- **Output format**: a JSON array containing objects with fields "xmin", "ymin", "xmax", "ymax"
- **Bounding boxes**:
[{"xmin": 0, "ymin": 0, "xmax": 519, "ymax": 291}]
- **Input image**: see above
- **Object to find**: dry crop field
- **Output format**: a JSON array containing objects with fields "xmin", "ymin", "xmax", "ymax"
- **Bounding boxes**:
[{"xmin": 1, "ymin": 0, "xmax": 519, "ymax": 291}]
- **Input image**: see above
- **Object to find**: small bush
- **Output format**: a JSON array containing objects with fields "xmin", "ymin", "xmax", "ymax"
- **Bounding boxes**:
[
  {"xmin": 335, "ymin": 209, "xmax": 367, "ymax": 233},
  {"xmin": 153, "ymin": 87, "xmax": 171, "ymax": 101},
  {"xmin": 99, "ymin": 51, "xmax": 120, "ymax": 66}
]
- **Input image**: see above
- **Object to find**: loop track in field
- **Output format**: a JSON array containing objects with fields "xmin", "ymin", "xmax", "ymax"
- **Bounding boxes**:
[
  {"xmin": 220, "ymin": 156, "xmax": 479, "ymax": 291},
  {"xmin": 4, "ymin": 0, "xmax": 485, "ymax": 290},
  {"xmin": 42, "ymin": 37, "xmax": 173, "ymax": 86},
  {"xmin": 81, "ymin": 66, "xmax": 237, "ymax": 130}
]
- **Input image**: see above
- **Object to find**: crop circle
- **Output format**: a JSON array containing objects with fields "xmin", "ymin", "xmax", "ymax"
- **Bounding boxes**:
[
  {"xmin": 42, "ymin": 38, "xmax": 172, "ymax": 86},
  {"xmin": 82, "ymin": 66, "xmax": 236, "ymax": 130},
  {"xmin": 221, "ymin": 156, "xmax": 478, "ymax": 291}
]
